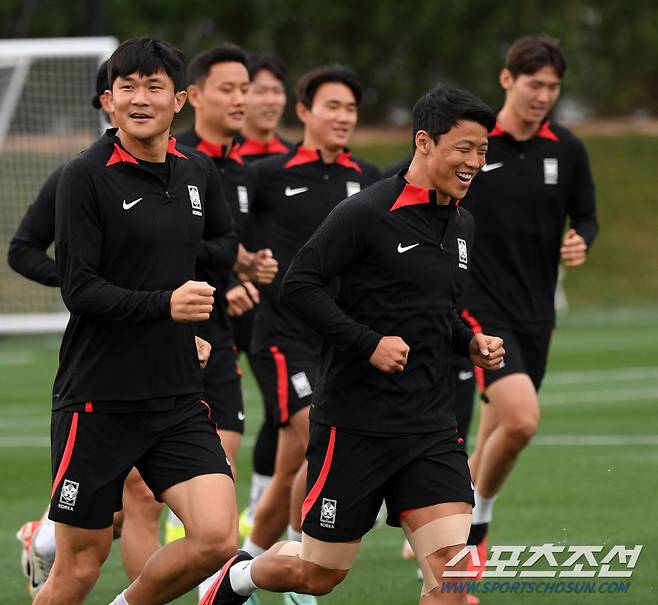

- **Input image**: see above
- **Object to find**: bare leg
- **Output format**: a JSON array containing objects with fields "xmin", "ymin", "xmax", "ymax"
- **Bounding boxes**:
[
  {"xmin": 467, "ymin": 401, "xmax": 499, "ymax": 480},
  {"xmin": 32, "ymin": 524, "xmax": 113, "ymax": 605},
  {"xmin": 219, "ymin": 428, "xmax": 243, "ymax": 481},
  {"xmin": 472, "ymin": 373, "xmax": 540, "ymax": 497},
  {"xmin": 125, "ymin": 473, "xmax": 237, "ymax": 605},
  {"xmin": 289, "ymin": 460, "xmax": 308, "ymax": 533},
  {"xmin": 120, "ymin": 468, "xmax": 162, "ymax": 581}
]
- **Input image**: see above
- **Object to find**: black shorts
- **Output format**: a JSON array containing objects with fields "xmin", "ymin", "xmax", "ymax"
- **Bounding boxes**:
[
  {"xmin": 230, "ymin": 311, "xmax": 254, "ymax": 355},
  {"xmin": 49, "ymin": 396, "xmax": 232, "ymax": 529},
  {"xmin": 301, "ymin": 422, "xmax": 474, "ymax": 542},
  {"xmin": 203, "ymin": 344, "xmax": 244, "ymax": 434},
  {"xmin": 461, "ymin": 310, "xmax": 552, "ymax": 396},
  {"xmin": 250, "ymin": 347, "xmax": 316, "ymax": 427}
]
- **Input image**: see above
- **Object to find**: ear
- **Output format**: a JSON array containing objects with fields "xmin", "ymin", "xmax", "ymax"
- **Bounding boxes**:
[
  {"xmin": 295, "ymin": 101, "xmax": 309, "ymax": 125},
  {"xmin": 414, "ymin": 130, "xmax": 433, "ymax": 155},
  {"xmin": 99, "ymin": 91, "xmax": 113, "ymax": 115},
  {"xmin": 186, "ymin": 84, "xmax": 201, "ymax": 109},
  {"xmin": 499, "ymin": 68, "xmax": 514, "ymax": 91},
  {"xmin": 174, "ymin": 90, "xmax": 188, "ymax": 114}
]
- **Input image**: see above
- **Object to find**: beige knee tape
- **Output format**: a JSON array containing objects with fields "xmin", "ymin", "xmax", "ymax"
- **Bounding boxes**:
[
  {"xmin": 402, "ymin": 514, "xmax": 471, "ymax": 596},
  {"xmin": 298, "ymin": 533, "xmax": 359, "ymax": 570},
  {"xmin": 278, "ymin": 541, "xmax": 302, "ymax": 557}
]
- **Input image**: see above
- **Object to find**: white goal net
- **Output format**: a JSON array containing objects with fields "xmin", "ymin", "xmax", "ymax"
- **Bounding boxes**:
[{"xmin": 0, "ymin": 37, "xmax": 117, "ymax": 333}]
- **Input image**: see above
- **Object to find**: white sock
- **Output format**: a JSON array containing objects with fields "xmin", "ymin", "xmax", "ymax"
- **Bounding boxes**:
[
  {"xmin": 199, "ymin": 571, "xmax": 219, "ymax": 600},
  {"xmin": 230, "ymin": 559, "xmax": 258, "ymax": 597},
  {"xmin": 247, "ymin": 473, "xmax": 273, "ymax": 517},
  {"xmin": 472, "ymin": 489, "xmax": 497, "ymax": 525},
  {"xmin": 108, "ymin": 590, "xmax": 130, "ymax": 605},
  {"xmin": 242, "ymin": 537, "xmax": 266, "ymax": 557},
  {"xmin": 167, "ymin": 508, "xmax": 183, "ymax": 527},
  {"xmin": 287, "ymin": 525, "xmax": 302, "ymax": 543},
  {"xmin": 33, "ymin": 522, "xmax": 56, "ymax": 562}
]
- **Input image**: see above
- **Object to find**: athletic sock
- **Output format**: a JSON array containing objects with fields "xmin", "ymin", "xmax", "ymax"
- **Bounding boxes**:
[
  {"xmin": 247, "ymin": 473, "xmax": 273, "ymax": 518},
  {"xmin": 471, "ymin": 489, "xmax": 496, "ymax": 525},
  {"xmin": 242, "ymin": 537, "xmax": 266, "ymax": 557},
  {"xmin": 108, "ymin": 590, "xmax": 130, "ymax": 605},
  {"xmin": 287, "ymin": 525, "xmax": 302, "ymax": 543},
  {"xmin": 230, "ymin": 559, "xmax": 258, "ymax": 596},
  {"xmin": 33, "ymin": 521, "xmax": 56, "ymax": 562}
]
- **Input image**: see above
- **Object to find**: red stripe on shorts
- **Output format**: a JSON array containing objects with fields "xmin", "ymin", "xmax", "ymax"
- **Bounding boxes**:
[
  {"xmin": 269, "ymin": 346, "xmax": 289, "ymax": 423},
  {"xmin": 460, "ymin": 309, "xmax": 486, "ymax": 394},
  {"xmin": 301, "ymin": 426, "xmax": 337, "ymax": 525},
  {"xmin": 51, "ymin": 412, "xmax": 79, "ymax": 497}
]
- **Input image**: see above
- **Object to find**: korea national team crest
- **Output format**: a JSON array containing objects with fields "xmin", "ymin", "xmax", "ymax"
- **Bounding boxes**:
[
  {"xmin": 457, "ymin": 238, "xmax": 468, "ymax": 270},
  {"xmin": 320, "ymin": 498, "xmax": 337, "ymax": 528},
  {"xmin": 346, "ymin": 181, "xmax": 361, "ymax": 197},
  {"xmin": 237, "ymin": 185, "xmax": 249, "ymax": 213},
  {"xmin": 58, "ymin": 479, "xmax": 79, "ymax": 511},
  {"xmin": 188, "ymin": 185, "xmax": 202, "ymax": 216},
  {"xmin": 543, "ymin": 158, "xmax": 558, "ymax": 185}
]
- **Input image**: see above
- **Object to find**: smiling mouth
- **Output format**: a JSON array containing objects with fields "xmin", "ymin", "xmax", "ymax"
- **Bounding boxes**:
[
  {"xmin": 456, "ymin": 171, "xmax": 474, "ymax": 183},
  {"xmin": 129, "ymin": 113, "xmax": 152, "ymax": 120}
]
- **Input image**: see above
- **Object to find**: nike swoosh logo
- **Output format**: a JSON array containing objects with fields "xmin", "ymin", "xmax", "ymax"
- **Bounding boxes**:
[
  {"xmin": 122, "ymin": 197, "xmax": 143, "ymax": 210},
  {"xmin": 397, "ymin": 243, "xmax": 420, "ymax": 253},
  {"xmin": 237, "ymin": 411, "xmax": 245, "ymax": 421},
  {"xmin": 480, "ymin": 162, "xmax": 503, "ymax": 173},
  {"xmin": 285, "ymin": 186, "xmax": 309, "ymax": 197},
  {"xmin": 458, "ymin": 370, "xmax": 474, "ymax": 381}
]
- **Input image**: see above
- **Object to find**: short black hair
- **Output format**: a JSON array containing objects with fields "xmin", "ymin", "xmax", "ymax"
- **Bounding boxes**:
[
  {"xmin": 108, "ymin": 37, "xmax": 185, "ymax": 91},
  {"xmin": 91, "ymin": 60, "xmax": 109, "ymax": 109},
  {"xmin": 505, "ymin": 35, "xmax": 567, "ymax": 79},
  {"xmin": 296, "ymin": 64, "xmax": 361, "ymax": 108},
  {"xmin": 187, "ymin": 43, "xmax": 249, "ymax": 87},
  {"xmin": 411, "ymin": 86, "xmax": 496, "ymax": 147},
  {"xmin": 248, "ymin": 53, "xmax": 287, "ymax": 83}
]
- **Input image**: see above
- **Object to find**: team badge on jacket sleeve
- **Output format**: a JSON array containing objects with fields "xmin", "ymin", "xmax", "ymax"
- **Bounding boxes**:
[
  {"xmin": 188, "ymin": 185, "xmax": 202, "ymax": 216},
  {"xmin": 457, "ymin": 238, "xmax": 468, "ymax": 269},
  {"xmin": 543, "ymin": 158, "xmax": 558, "ymax": 185}
]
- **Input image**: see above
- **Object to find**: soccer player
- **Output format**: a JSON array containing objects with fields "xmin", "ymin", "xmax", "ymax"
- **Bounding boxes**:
[
  {"xmin": 201, "ymin": 85, "xmax": 505, "ymax": 605},
  {"xmin": 457, "ymin": 36, "xmax": 598, "ymax": 577},
  {"xmin": 237, "ymin": 53, "xmax": 292, "ymax": 162},
  {"xmin": 238, "ymin": 64, "xmax": 380, "ymax": 603},
  {"xmin": 9, "ymin": 60, "xmax": 173, "ymax": 593},
  {"xmin": 173, "ymin": 43, "xmax": 279, "ymax": 597},
  {"xmin": 234, "ymin": 51, "xmax": 292, "ymax": 547},
  {"xmin": 32, "ymin": 37, "xmax": 239, "ymax": 605}
]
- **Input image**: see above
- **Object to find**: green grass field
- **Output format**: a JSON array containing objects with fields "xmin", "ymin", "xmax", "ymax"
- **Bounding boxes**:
[{"xmin": 1, "ymin": 307, "xmax": 657, "ymax": 604}]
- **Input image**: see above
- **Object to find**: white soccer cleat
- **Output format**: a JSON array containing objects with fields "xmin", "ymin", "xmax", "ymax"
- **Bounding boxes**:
[{"xmin": 16, "ymin": 520, "xmax": 54, "ymax": 597}]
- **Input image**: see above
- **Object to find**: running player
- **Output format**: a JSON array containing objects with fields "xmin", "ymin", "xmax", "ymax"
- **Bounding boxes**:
[
  {"xmin": 235, "ymin": 51, "xmax": 292, "ymax": 546},
  {"xmin": 32, "ymin": 37, "xmax": 239, "ymax": 605},
  {"xmin": 239, "ymin": 64, "xmax": 380, "ymax": 604},
  {"xmin": 201, "ymin": 85, "xmax": 504, "ymax": 605},
  {"xmin": 9, "ymin": 60, "xmax": 174, "ymax": 594},
  {"xmin": 458, "ymin": 36, "xmax": 598, "ymax": 581}
]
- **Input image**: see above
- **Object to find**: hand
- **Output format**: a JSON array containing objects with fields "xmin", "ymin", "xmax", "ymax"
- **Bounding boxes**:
[
  {"xmin": 195, "ymin": 336, "xmax": 212, "ymax": 369},
  {"xmin": 369, "ymin": 336, "xmax": 410, "ymax": 373},
  {"xmin": 469, "ymin": 333, "xmax": 505, "ymax": 370},
  {"xmin": 170, "ymin": 280, "xmax": 214, "ymax": 322},
  {"xmin": 226, "ymin": 282, "xmax": 259, "ymax": 316},
  {"xmin": 246, "ymin": 248, "xmax": 279, "ymax": 284},
  {"xmin": 560, "ymin": 228, "xmax": 588, "ymax": 267}
]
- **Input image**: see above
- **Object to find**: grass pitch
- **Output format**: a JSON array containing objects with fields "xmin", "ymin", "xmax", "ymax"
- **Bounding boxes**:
[{"xmin": 0, "ymin": 307, "xmax": 657, "ymax": 604}]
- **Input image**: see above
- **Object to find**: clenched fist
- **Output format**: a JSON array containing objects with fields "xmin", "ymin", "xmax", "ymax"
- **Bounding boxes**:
[
  {"xmin": 369, "ymin": 336, "xmax": 410, "ymax": 373},
  {"xmin": 170, "ymin": 280, "xmax": 215, "ymax": 322}
]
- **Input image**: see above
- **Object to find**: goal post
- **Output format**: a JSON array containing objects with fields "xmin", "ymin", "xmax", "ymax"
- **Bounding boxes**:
[{"xmin": 0, "ymin": 36, "xmax": 117, "ymax": 334}]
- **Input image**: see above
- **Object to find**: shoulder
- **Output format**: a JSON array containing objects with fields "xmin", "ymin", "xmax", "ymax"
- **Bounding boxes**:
[
  {"xmin": 350, "ymin": 155, "xmax": 383, "ymax": 182},
  {"xmin": 252, "ymin": 152, "xmax": 289, "ymax": 178},
  {"xmin": 546, "ymin": 122, "xmax": 589, "ymax": 155},
  {"xmin": 174, "ymin": 129, "xmax": 197, "ymax": 148},
  {"xmin": 337, "ymin": 176, "xmax": 400, "ymax": 216}
]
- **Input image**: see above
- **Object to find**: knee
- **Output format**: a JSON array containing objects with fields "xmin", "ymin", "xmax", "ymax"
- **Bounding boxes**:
[
  {"xmin": 189, "ymin": 530, "xmax": 238, "ymax": 575},
  {"xmin": 65, "ymin": 555, "xmax": 102, "ymax": 591},
  {"xmin": 505, "ymin": 415, "xmax": 539, "ymax": 448}
]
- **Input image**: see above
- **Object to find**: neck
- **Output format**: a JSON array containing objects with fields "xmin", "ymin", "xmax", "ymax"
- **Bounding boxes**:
[
  {"xmin": 242, "ymin": 122, "xmax": 277, "ymax": 143},
  {"xmin": 302, "ymin": 134, "xmax": 343, "ymax": 163},
  {"xmin": 117, "ymin": 129, "xmax": 169, "ymax": 163},
  {"xmin": 496, "ymin": 105, "xmax": 542, "ymax": 141},
  {"xmin": 405, "ymin": 156, "xmax": 451, "ymax": 205},
  {"xmin": 194, "ymin": 120, "xmax": 234, "ymax": 148}
]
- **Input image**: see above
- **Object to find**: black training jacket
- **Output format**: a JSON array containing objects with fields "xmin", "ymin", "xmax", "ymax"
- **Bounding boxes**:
[
  {"xmin": 7, "ymin": 164, "xmax": 64, "ymax": 287},
  {"xmin": 53, "ymin": 129, "xmax": 237, "ymax": 410},
  {"xmin": 249, "ymin": 145, "xmax": 381, "ymax": 359},
  {"xmin": 281, "ymin": 175, "xmax": 475, "ymax": 434},
  {"xmin": 459, "ymin": 121, "xmax": 598, "ymax": 331}
]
